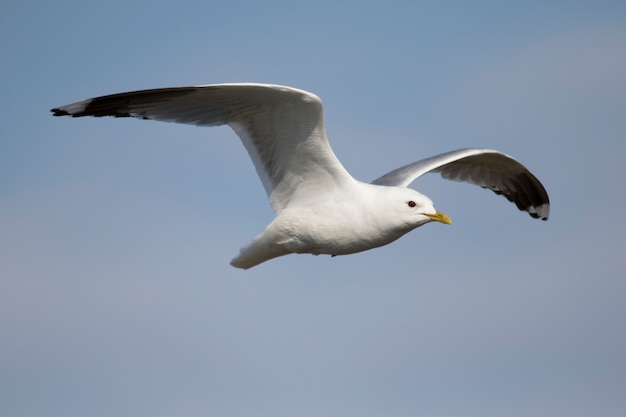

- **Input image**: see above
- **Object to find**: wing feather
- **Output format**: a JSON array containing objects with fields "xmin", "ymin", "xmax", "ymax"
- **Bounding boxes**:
[
  {"xmin": 52, "ymin": 84, "xmax": 354, "ymax": 212},
  {"xmin": 372, "ymin": 148, "xmax": 550, "ymax": 220}
]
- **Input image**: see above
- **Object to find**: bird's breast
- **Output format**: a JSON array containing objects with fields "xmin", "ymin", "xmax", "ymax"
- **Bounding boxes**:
[{"xmin": 275, "ymin": 203, "xmax": 409, "ymax": 256}]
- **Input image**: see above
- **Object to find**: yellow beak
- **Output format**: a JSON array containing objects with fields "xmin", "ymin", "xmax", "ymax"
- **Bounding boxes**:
[{"xmin": 425, "ymin": 211, "xmax": 452, "ymax": 225}]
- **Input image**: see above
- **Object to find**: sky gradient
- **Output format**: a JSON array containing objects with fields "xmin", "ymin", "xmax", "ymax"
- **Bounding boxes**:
[{"xmin": 2, "ymin": 1, "xmax": 625, "ymax": 416}]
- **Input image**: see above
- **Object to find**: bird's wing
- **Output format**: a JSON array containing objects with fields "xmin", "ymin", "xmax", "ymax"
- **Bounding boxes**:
[
  {"xmin": 51, "ymin": 83, "xmax": 354, "ymax": 213},
  {"xmin": 372, "ymin": 148, "xmax": 550, "ymax": 220}
]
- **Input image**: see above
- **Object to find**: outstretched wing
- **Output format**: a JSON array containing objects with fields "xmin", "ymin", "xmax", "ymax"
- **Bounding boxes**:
[
  {"xmin": 51, "ymin": 83, "xmax": 354, "ymax": 213},
  {"xmin": 372, "ymin": 148, "xmax": 550, "ymax": 220}
]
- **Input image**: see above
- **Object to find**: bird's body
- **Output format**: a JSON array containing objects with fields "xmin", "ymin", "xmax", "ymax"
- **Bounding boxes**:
[
  {"xmin": 52, "ymin": 83, "xmax": 549, "ymax": 269},
  {"xmin": 232, "ymin": 182, "xmax": 440, "ymax": 269}
]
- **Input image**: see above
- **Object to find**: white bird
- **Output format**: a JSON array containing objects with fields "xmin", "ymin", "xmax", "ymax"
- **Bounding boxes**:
[{"xmin": 52, "ymin": 83, "xmax": 549, "ymax": 269}]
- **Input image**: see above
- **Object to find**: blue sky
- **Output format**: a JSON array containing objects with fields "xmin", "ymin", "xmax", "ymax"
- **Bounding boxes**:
[{"xmin": 1, "ymin": 1, "xmax": 625, "ymax": 416}]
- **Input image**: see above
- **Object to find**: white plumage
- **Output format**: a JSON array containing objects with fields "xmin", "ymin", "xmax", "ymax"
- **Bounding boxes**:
[{"xmin": 52, "ymin": 83, "xmax": 549, "ymax": 268}]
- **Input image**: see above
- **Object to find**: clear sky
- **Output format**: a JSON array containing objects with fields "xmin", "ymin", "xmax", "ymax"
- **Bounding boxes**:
[{"xmin": 1, "ymin": 1, "xmax": 625, "ymax": 416}]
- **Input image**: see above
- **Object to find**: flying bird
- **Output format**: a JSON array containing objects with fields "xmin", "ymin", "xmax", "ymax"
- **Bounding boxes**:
[{"xmin": 52, "ymin": 83, "xmax": 549, "ymax": 269}]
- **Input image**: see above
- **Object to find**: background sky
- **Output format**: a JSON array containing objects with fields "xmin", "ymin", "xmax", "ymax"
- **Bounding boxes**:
[{"xmin": 1, "ymin": 1, "xmax": 625, "ymax": 416}]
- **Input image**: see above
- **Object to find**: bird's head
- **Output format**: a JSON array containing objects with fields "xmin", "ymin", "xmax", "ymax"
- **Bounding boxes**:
[{"xmin": 383, "ymin": 187, "xmax": 452, "ymax": 230}]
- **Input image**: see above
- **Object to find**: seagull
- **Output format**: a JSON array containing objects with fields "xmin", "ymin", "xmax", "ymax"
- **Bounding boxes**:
[{"xmin": 51, "ymin": 83, "xmax": 549, "ymax": 269}]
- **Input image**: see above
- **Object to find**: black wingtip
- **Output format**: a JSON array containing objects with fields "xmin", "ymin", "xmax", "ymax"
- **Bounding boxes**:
[
  {"xmin": 51, "ymin": 108, "xmax": 70, "ymax": 117},
  {"xmin": 529, "ymin": 212, "xmax": 549, "ymax": 221}
]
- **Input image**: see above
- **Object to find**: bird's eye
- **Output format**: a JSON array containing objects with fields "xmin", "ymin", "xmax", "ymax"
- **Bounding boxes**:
[{"xmin": 407, "ymin": 200, "xmax": 417, "ymax": 208}]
